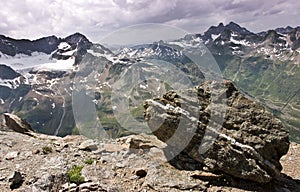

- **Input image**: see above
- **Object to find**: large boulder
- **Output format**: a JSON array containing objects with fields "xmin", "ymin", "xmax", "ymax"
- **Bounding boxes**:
[{"xmin": 144, "ymin": 81, "xmax": 290, "ymax": 183}]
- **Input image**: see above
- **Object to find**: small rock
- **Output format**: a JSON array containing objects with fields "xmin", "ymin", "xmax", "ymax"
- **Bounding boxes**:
[
  {"xmin": 116, "ymin": 162, "xmax": 126, "ymax": 168},
  {"xmin": 92, "ymin": 148, "xmax": 105, "ymax": 155},
  {"xmin": 33, "ymin": 149, "xmax": 40, "ymax": 154},
  {"xmin": 129, "ymin": 175, "xmax": 138, "ymax": 180},
  {"xmin": 126, "ymin": 134, "xmax": 166, "ymax": 150},
  {"xmin": 9, "ymin": 171, "xmax": 24, "ymax": 190},
  {"xmin": 104, "ymin": 143, "xmax": 125, "ymax": 152},
  {"xmin": 31, "ymin": 173, "xmax": 54, "ymax": 192},
  {"xmin": 78, "ymin": 140, "xmax": 98, "ymax": 151},
  {"xmin": 4, "ymin": 140, "xmax": 16, "ymax": 147},
  {"xmin": 22, "ymin": 151, "xmax": 33, "ymax": 159},
  {"xmin": 5, "ymin": 151, "xmax": 19, "ymax": 160},
  {"xmin": 61, "ymin": 182, "xmax": 77, "ymax": 191},
  {"xmin": 79, "ymin": 182, "xmax": 98, "ymax": 190}
]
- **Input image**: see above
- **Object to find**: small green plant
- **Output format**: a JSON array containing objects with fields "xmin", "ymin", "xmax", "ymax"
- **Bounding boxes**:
[
  {"xmin": 84, "ymin": 158, "xmax": 94, "ymax": 165},
  {"xmin": 42, "ymin": 146, "xmax": 53, "ymax": 154},
  {"xmin": 67, "ymin": 165, "xmax": 84, "ymax": 184}
]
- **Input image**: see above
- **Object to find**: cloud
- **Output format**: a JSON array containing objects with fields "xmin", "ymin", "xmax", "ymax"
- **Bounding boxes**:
[{"xmin": 0, "ymin": 0, "xmax": 299, "ymax": 42}]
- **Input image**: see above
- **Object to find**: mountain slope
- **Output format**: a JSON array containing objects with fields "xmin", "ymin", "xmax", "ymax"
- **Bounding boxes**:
[
  {"xmin": 0, "ymin": 23, "xmax": 299, "ymax": 142},
  {"xmin": 196, "ymin": 22, "xmax": 300, "ymax": 141}
]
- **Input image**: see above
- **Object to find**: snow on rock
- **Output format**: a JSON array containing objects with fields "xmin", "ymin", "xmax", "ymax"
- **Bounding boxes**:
[
  {"xmin": 211, "ymin": 34, "xmax": 220, "ymax": 40},
  {"xmin": 87, "ymin": 49, "xmax": 115, "ymax": 63},
  {"xmin": 61, "ymin": 49, "xmax": 77, "ymax": 56},
  {"xmin": 58, "ymin": 42, "xmax": 71, "ymax": 50},
  {"xmin": 0, "ymin": 76, "xmax": 24, "ymax": 89},
  {"xmin": 230, "ymin": 37, "xmax": 250, "ymax": 46}
]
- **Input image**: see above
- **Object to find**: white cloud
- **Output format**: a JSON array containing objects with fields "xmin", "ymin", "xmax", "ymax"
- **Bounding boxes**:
[{"xmin": 0, "ymin": 0, "xmax": 299, "ymax": 42}]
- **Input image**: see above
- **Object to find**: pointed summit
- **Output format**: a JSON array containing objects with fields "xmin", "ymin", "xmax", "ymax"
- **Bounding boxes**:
[
  {"xmin": 218, "ymin": 22, "xmax": 224, "ymax": 27},
  {"xmin": 64, "ymin": 32, "xmax": 92, "ymax": 47},
  {"xmin": 225, "ymin": 21, "xmax": 253, "ymax": 35},
  {"xmin": 202, "ymin": 22, "xmax": 226, "ymax": 40}
]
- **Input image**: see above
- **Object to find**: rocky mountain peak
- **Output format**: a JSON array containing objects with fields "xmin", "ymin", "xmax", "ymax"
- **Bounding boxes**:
[
  {"xmin": 202, "ymin": 21, "xmax": 255, "ymax": 42},
  {"xmin": 288, "ymin": 29, "xmax": 300, "ymax": 50},
  {"xmin": 64, "ymin": 32, "xmax": 92, "ymax": 49},
  {"xmin": 203, "ymin": 23, "xmax": 225, "ymax": 39},
  {"xmin": 217, "ymin": 22, "xmax": 224, "ymax": 27},
  {"xmin": 263, "ymin": 30, "xmax": 285, "ymax": 44},
  {"xmin": 226, "ymin": 21, "xmax": 252, "ymax": 35},
  {"xmin": 0, "ymin": 33, "xmax": 93, "ymax": 58},
  {"xmin": 275, "ymin": 26, "xmax": 294, "ymax": 34}
]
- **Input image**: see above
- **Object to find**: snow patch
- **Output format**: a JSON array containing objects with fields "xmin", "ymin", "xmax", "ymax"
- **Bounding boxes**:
[
  {"xmin": 34, "ymin": 57, "xmax": 75, "ymax": 71},
  {"xmin": 58, "ymin": 42, "xmax": 71, "ymax": 50},
  {"xmin": 211, "ymin": 34, "xmax": 220, "ymax": 40},
  {"xmin": 0, "ymin": 76, "xmax": 24, "ymax": 89},
  {"xmin": 230, "ymin": 37, "xmax": 250, "ymax": 46}
]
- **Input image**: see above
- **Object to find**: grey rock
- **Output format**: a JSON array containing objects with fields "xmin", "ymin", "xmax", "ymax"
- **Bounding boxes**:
[
  {"xmin": 78, "ymin": 140, "xmax": 98, "ymax": 151},
  {"xmin": 123, "ymin": 134, "xmax": 167, "ymax": 150},
  {"xmin": 4, "ymin": 151, "xmax": 18, "ymax": 160},
  {"xmin": 60, "ymin": 183, "xmax": 77, "ymax": 192},
  {"xmin": 144, "ymin": 81, "xmax": 290, "ymax": 183},
  {"xmin": 79, "ymin": 182, "xmax": 99, "ymax": 191},
  {"xmin": 3, "ymin": 113, "xmax": 33, "ymax": 135},
  {"xmin": 31, "ymin": 173, "xmax": 54, "ymax": 192}
]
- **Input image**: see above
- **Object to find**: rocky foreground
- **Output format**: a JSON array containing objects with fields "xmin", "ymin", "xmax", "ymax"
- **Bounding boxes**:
[{"xmin": 0, "ymin": 130, "xmax": 299, "ymax": 192}]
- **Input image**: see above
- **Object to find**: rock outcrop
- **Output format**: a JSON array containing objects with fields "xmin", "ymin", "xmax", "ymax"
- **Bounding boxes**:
[
  {"xmin": 144, "ymin": 81, "xmax": 290, "ymax": 183},
  {"xmin": 3, "ymin": 113, "xmax": 34, "ymax": 134}
]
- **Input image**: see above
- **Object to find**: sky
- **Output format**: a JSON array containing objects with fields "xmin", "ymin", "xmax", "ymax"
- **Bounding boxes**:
[{"xmin": 1, "ymin": 0, "xmax": 300, "ymax": 43}]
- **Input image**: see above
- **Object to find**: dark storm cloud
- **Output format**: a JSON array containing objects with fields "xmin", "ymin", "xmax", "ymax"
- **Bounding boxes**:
[{"xmin": 0, "ymin": 0, "xmax": 299, "ymax": 42}]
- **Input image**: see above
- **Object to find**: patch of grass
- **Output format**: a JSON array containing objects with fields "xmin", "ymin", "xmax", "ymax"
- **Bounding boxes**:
[
  {"xmin": 67, "ymin": 165, "xmax": 84, "ymax": 184},
  {"xmin": 42, "ymin": 146, "xmax": 53, "ymax": 154},
  {"xmin": 84, "ymin": 158, "xmax": 94, "ymax": 165}
]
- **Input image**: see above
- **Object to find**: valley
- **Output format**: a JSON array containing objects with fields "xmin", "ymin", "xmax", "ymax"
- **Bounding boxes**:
[{"xmin": 0, "ymin": 22, "xmax": 299, "ymax": 142}]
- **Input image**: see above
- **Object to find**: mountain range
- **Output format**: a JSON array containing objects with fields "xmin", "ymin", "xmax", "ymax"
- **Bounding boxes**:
[{"xmin": 0, "ymin": 22, "xmax": 299, "ymax": 142}]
